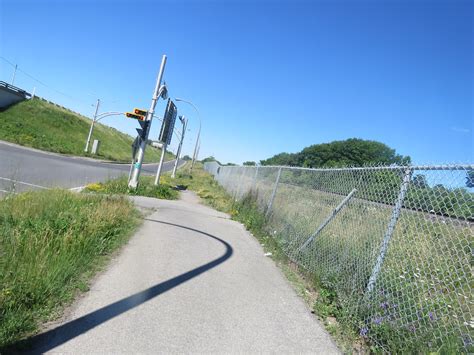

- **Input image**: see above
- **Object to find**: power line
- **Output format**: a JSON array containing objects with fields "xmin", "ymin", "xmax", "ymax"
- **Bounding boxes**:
[
  {"xmin": 0, "ymin": 56, "xmax": 16, "ymax": 68},
  {"xmin": 0, "ymin": 56, "xmax": 87, "ymax": 104},
  {"xmin": 1, "ymin": 56, "xmax": 186, "ymax": 148}
]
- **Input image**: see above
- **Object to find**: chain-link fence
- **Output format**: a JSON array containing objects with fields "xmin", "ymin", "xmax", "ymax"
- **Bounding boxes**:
[{"xmin": 204, "ymin": 161, "xmax": 474, "ymax": 352}]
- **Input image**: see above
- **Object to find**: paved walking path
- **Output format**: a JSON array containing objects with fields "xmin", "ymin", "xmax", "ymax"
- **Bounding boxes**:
[{"xmin": 29, "ymin": 192, "xmax": 339, "ymax": 353}]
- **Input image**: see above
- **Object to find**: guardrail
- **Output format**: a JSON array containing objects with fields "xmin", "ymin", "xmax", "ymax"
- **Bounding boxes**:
[
  {"xmin": 204, "ymin": 161, "xmax": 473, "ymax": 352},
  {"xmin": 0, "ymin": 81, "xmax": 31, "ymax": 98}
]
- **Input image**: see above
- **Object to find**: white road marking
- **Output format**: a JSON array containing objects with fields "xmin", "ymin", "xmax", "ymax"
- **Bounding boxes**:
[
  {"xmin": 69, "ymin": 186, "xmax": 87, "ymax": 192},
  {"xmin": 0, "ymin": 176, "xmax": 49, "ymax": 189}
]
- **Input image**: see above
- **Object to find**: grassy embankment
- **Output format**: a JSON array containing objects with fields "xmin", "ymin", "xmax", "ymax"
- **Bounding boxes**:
[
  {"xmin": 0, "ymin": 190, "xmax": 140, "ymax": 348},
  {"xmin": 0, "ymin": 98, "xmax": 173, "ymax": 162}
]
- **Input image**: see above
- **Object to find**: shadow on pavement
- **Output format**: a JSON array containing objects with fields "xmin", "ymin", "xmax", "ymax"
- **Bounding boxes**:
[{"xmin": 5, "ymin": 220, "xmax": 233, "ymax": 354}]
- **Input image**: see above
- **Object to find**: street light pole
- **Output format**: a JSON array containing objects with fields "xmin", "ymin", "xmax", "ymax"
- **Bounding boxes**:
[
  {"xmin": 84, "ymin": 99, "xmax": 100, "ymax": 153},
  {"xmin": 128, "ymin": 54, "xmax": 167, "ymax": 189},
  {"xmin": 196, "ymin": 138, "xmax": 201, "ymax": 162},
  {"xmin": 11, "ymin": 64, "xmax": 17, "ymax": 85},
  {"xmin": 171, "ymin": 116, "xmax": 187, "ymax": 178},
  {"xmin": 175, "ymin": 98, "xmax": 201, "ymax": 174}
]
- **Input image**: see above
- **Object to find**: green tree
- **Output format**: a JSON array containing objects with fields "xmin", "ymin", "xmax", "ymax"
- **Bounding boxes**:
[
  {"xmin": 243, "ymin": 161, "xmax": 256, "ymax": 166},
  {"xmin": 260, "ymin": 152, "xmax": 298, "ymax": 166},
  {"xmin": 261, "ymin": 138, "xmax": 410, "ymax": 168},
  {"xmin": 413, "ymin": 174, "xmax": 429, "ymax": 189},
  {"xmin": 201, "ymin": 156, "xmax": 218, "ymax": 163}
]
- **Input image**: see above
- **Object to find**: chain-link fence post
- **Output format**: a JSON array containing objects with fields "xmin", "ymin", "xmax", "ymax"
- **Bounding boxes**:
[
  {"xmin": 366, "ymin": 167, "xmax": 413, "ymax": 293},
  {"xmin": 298, "ymin": 188, "xmax": 357, "ymax": 252},
  {"xmin": 235, "ymin": 167, "xmax": 247, "ymax": 201},
  {"xmin": 251, "ymin": 165, "xmax": 259, "ymax": 192},
  {"xmin": 265, "ymin": 167, "xmax": 282, "ymax": 218}
]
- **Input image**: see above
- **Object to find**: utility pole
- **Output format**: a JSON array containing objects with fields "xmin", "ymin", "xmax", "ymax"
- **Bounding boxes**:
[
  {"xmin": 171, "ymin": 116, "xmax": 187, "ymax": 178},
  {"xmin": 11, "ymin": 64, "xmax": 17, "ymax": 85},
  {"xmin": 128, "ymin": 55, "xmax": 167, "ymax": 189},
  {"xmin": 84, "ymin": 99, "xmax": 100, "ymax": 153}
]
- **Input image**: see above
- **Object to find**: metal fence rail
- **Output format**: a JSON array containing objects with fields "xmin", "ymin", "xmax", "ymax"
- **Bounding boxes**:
[{"xmin": 204, "ymin": 161, "xmax": 474, "ymax": 352}]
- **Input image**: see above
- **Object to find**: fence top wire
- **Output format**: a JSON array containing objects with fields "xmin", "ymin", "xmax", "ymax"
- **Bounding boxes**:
[{"xmin": 206, "ymin": 162, "xmax": 474, "ymax": 172}]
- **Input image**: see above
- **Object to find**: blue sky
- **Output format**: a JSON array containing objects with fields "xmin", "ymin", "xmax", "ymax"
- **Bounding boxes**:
[{"xmin": 0, "ymin": 0, "xmax": 472, "ymax": 164}]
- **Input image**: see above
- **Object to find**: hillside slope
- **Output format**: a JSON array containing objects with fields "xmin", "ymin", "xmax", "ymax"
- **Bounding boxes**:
[{"xmin": 0, "ymin": 98, "xmax": 173, "ymax": 163}]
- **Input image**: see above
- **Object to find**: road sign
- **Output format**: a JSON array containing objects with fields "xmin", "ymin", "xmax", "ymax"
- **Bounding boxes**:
[
  {"xmin": 158, "ymin": 99, "xmax": 177, "ymax": 145},
  {"xmin": 126, "ymin": 112, "xmax": 146, "ymax": 121},
  {"xmin": 134, "ymin": 108, "xmax": 148, "ymax": 116}
]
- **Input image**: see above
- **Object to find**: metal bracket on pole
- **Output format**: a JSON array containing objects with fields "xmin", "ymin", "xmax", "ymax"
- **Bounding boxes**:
[
  {"xmin": 298, "ymin": 188, "xmax": 357, "ymax": 252},
  {"xmin": 366, "ymin": 168, "xmax": 413, "ymax": 293},
  {"xmin": 265, "ymin": 167, "xmax": 282, "ymax": 218}
]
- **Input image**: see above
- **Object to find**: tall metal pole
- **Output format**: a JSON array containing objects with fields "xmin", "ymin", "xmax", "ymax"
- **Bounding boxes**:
[
  {"xmin": 195, "ymin": 138, "xmax": 201, "ymax": 164},
  {"xmin": 175, "ymin": 98, "xmax": 201, "ymax": 174},
  {"xmin": 84, "ymin": 99, "xmax": 100, "ymax": 153},
  {"xmin": 191, "ymin": 127, "xmax": 201, "ymax": 172},
  {"xmin": 171, "ymin": 116, "xmax": 187, "ymax": 178},
  {"xmin": 11, "ymin": 64, "xmax": 17, "ymax": 85},
  {"xmin": 129, "ymin": 55, "xmax": 167, "ymax": 189},
  {"xmin": 154, "ymin": 143, "xmax": 168, "ymax": 185}
]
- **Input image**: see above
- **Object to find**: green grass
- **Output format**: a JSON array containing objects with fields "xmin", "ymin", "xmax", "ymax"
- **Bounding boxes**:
[
  {"xmin": 0, "ymin": 98, "xmax": 174, "ymax": 163},
  {"xmin": 84, "ymin": 175, "xmax": 179, "ymax": 200},
  {"xmin": 85, "ymin": 164, "xmax": 228, "ymax": 204},
  {"xmin": 163, "ymin": 165, "xmax": 235, "ymax": 212},
  {"xmin": 0, "ymin": 189, "xmax": 140, "ymax": 348}
]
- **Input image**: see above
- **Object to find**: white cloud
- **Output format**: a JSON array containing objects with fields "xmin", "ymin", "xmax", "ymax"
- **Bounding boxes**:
[{"xmin": 450, "ymin": 126, "xmax": 471, "ymax": 133}]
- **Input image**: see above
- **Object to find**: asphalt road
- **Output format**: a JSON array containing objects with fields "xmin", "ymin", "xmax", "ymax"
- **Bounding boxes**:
[
  {"xmin": 0, "ymin": 141, "xmax": 182, "ymax": 195},
  {"xmin": 25, "ymin": 192, "xmax": 340, "ymax": 353}
]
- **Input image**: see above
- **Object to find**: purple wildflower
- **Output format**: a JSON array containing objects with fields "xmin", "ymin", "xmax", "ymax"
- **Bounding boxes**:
[
  {"xmin": 360, "ymin": 327, "xmax": 368, "ymax": 337},
  {"xmin": 462, "ymin": 335, "xmax": 472, "ymax": 348},
  {"xmin": 380, "ymin": 302, "xmax": 389, "ymax": 310},
  {"xmin": 373, "ymin": 316, "xmax": 383, "ymax": 325},
  {"xmin": 428, "ymin": 312, "xmax": 436, "ymax": 321}
]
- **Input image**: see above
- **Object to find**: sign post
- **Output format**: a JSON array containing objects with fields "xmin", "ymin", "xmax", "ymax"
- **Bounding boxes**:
[
  {"xmin": 154, "ymin": 99, "xmax": 177, "ymax": 185},
  {"xmin": 171, "ymin": 115, "xmax": 187, "ymax": 178},
  {"xmin": 128, "ymin": 55, "xmax": 167, "ymax": 189}
]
